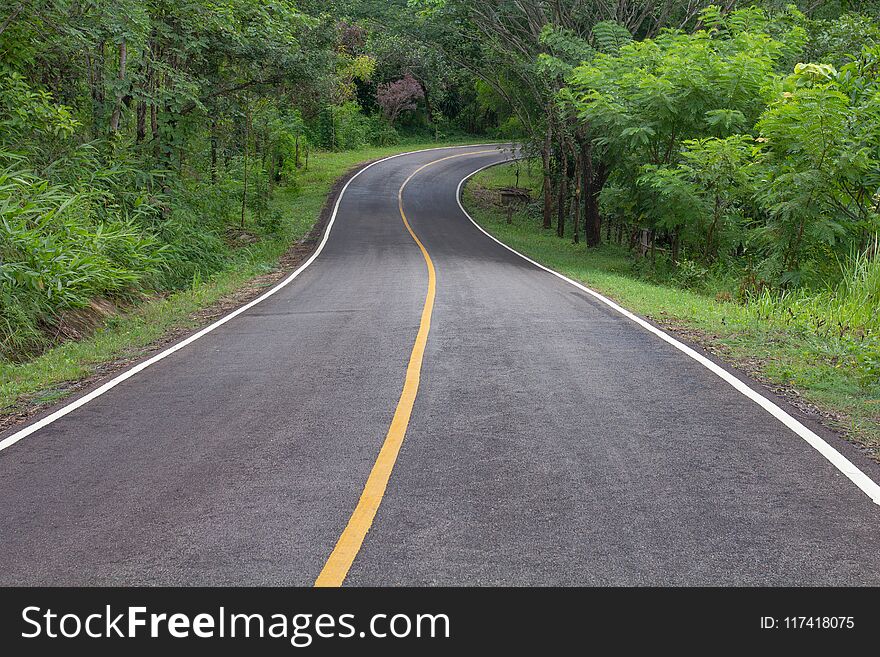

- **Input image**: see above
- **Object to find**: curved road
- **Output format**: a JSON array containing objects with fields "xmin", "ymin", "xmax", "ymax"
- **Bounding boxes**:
[{"xmin": 1, "ymin": 144, "xmax": 879, "ymax": 586}]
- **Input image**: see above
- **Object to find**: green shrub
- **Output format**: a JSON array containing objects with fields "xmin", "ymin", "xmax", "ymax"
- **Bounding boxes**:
[
  {"xmin": 673, "ymin": 259, "xmax": 711, "ymax": 290},
  {"xmin": 0, "ymin": 165, "xmax": 168, "ymax": 358}
]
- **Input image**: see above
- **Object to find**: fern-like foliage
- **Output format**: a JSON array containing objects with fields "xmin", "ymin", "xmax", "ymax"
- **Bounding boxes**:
[{"xmin": 590, "ymin": 21, "xmax": 632, "ymax": 55}]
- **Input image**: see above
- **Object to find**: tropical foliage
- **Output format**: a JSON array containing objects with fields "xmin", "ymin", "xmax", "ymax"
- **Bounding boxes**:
[{"xmin": 0, "ymin": 0, "xmax": 482, "ymax": 358}]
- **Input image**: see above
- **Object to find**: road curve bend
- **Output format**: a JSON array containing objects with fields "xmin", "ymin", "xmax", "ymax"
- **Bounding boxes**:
[{"xmin": 1, "ymin": 144, "xmax": 879, "ymax": 586}]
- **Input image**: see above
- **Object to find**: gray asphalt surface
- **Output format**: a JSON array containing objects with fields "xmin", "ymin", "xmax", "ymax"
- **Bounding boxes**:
[{"xmin": 1, "ymin": 144, "xmax": 879, "ymax": 586}]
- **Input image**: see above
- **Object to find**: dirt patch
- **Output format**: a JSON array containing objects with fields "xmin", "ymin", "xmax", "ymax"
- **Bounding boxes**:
[
  {"xmin": 0, "ymin": 158, "xmax": 377, "ymax": 436},
  {"xmin": 469, "ymin": 184, "xmax": 502, "ymax": 208},
  {"xmin": 49, "ymin": 299, "xmax": 122, "ymax": 344},
  {"xmin": 224, "ymin": 227, "xmax": 261, "ymax": 247}
]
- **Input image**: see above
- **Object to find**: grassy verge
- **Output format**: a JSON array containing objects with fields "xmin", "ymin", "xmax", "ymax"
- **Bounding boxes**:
[
  {"xmin": 464, "ymin": 161, "xmax": 880, "ymax": 458},
  {"xmin": 0, "ymin": 140, "xmax": 477, "ymax": 419}
]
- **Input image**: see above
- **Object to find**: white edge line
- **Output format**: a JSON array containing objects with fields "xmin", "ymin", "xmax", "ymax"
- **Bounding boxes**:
[
  {"xmin": 0, "ymin": 143, "xmax": 504, "ymax": 454},
  {"xmin": 456, "ymin": 153, "xmax": 880, "ymax": 506}
]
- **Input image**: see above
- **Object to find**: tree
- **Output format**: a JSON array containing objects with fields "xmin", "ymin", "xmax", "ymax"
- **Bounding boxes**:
[
  {"xmin": 568, "ymin": 5, "xmax": 807, "ymax": 256},
  {"xmin": 376, "ymin": 73, "xmax": 425, "ymax": 123},
  {"xmin": 753, "ymin": 49, "xmax": 880, "ymax": 282}
]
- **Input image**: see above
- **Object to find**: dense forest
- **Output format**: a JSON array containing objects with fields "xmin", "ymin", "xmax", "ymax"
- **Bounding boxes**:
[
  {"xmin": 0, "ymin": 0, "xmax": 502, "ymax": 358},
  {"xmin": 1, "ymin": 1, "xmax": 879, "ymax": 369}
]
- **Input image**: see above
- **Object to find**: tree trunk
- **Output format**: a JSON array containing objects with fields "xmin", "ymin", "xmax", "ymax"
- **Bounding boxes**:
[
  {"xmin": 210, "ymin": 116, "xmax": 218, "ymax": 184},
  {"xmin": 149, "ymin": 38, "xmax": 159, "ymax": 143},
  {"xmin": 706, "ymin": 193, "xmax": 721, "ymax": 261},
  {"xmin": 86, "ymin": 51, "xmax": 100, "ymax": 107},
  {"xmin": 150, "ymin": 65, "xmax": 159, "ymax": 158},
  {"xmin": 136, "ymin": 100, "xmax": 146, "ymax": 143},
  {"xmin": 556, "ymin": 147, "xmax": 568, "ymax": 238},
  {"xmin": 541, "ymin": 122, "xmax": 553, "ymax": 230},
  {"xmin": 571, "ymin": 150, "xmax": 582, "ymax": 244},
  {"xmin": 109, "ymin": 39, "xmax": 128, "ymax": 134},
  {"xmin": 418, "ymin": 78, "xmax": 433, "ymax": 124},
  {"xmin": 582, "ymin": 140, "xmax": 602, "ymax": 247},
  {"xmin": 93, "ymin": 40, "xmax": 106, "ymax": 108},
  {"xmin": 241, "ymin": 102, "xmax": 251, "ymax": 229}
]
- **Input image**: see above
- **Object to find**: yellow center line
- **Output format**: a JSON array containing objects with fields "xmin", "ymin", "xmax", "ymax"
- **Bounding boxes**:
[{"xmin": 314, "ymin": 149, "xmax": 496, "ymax": 587}]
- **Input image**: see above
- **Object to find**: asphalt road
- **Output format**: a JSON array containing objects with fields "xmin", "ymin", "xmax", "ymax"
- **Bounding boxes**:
[{"xmin": 1, "ymin": 144, "xmax": 879, "ymax": 586}]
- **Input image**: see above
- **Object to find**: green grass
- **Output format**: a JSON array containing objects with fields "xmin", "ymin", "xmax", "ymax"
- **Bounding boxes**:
[
  {"xmin": 464, "ymin": 161, "xmax": 880, "ymax": 457},
  {"xmin": 0, "ymin": 140, "xmax": 480, "ymax": 416}
]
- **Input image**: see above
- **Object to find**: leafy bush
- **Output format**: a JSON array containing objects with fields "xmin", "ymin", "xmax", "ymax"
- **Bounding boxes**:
[
  {"xmin": 316, "ymin": 102, "xmax": 368, "ymax": 150},
  {"xmin": 752, "ymin": 48, "xmax": 880, "ymax": 284},
  {"xmin": 494, "ymin": 116, "xmax": 525, "ymax": 139},
  {"xmin": 673, "ymin": 259, "xmax": 711, "ymax": 290},
  {"xmin": 0, "ymin": 71, "xmax": 79, "ymax": 166},
  {"xmin": 0, "ymin": 166, "xmax": 167, "ymax": 357},
  {"xmin": 568, "ymin": 6, "xmax": 879, "ymax": 289},
  {"xmin": 365, "ymin": 115, "xmax": 400, "ymax": 146}
]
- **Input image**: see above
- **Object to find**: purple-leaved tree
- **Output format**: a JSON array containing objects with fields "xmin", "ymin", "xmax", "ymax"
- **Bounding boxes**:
[{"xmin": 376, "ymin": 74, "xmax": 424, "ymax": 124}]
